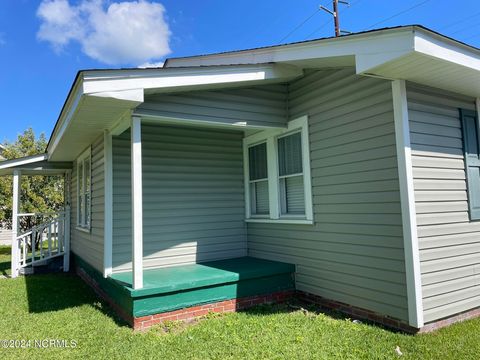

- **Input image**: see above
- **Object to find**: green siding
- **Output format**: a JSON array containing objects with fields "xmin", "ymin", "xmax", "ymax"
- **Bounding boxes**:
[
  {"xmin": 247, "ymin": 68, "xmax": 409, "ymax": 322},
  {"xmin": 138, "ymin": 84, "xmax": 288, "ymax": 128},
  {"xmin": 406, "ymin": 82, "xmax": 479, "ymax": 323},
  {"xmin": 112, "ymin": 125, "xmax": 247, "ymax": 272},
  {"xmin": 70, "ymin": 135, "xmax": 105, "ymax": 273}
]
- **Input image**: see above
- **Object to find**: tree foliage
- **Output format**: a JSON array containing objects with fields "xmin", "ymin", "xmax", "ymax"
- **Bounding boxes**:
[{"xmin": 0, "ymin": 128, "xmax": 64, "ymax": 231}]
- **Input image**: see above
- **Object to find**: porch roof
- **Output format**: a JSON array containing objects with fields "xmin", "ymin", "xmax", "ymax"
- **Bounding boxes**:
[
  {"xmin": 0, "ymin": 153, "xmax": 72, "ymax": 175},
  {"xmin": 35, "ymin": 25, "xmax": 480, "ymax": 163}
]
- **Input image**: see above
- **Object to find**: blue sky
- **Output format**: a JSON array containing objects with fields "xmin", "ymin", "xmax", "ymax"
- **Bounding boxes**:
[{"xmin": 0, "ymin": 0, "xmax": 479, "ymax": 144}]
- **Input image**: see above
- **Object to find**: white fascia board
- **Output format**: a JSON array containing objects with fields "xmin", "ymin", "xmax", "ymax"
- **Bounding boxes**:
[
  {"xmin": 414, "ymin": 29, "xmax": 480, "ymax": 72},
  {"xmin": 0, "ymin": 154, "xmax": 48, "ymax": 170},
  {"xmin": 47, "ymin": 82, "xmax": 85, "ymax": 158},
  {"xmin": 81, "ymin": 63, "xmax": 303, "ymax": 94},
  {"xmin": 87, "ymin": 88, "xmax": 144, "ymax": 103},
  {"xmin": 166, "ymin": 28, "xmax": 416, "ymax": 69}
]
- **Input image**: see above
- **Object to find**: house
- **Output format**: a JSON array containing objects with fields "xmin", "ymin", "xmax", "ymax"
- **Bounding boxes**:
[{"xmin": 0, "ymin": 25, "xmax": 479, "ymax": 332}]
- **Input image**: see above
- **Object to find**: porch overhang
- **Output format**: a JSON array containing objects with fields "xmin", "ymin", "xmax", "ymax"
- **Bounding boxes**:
[
  {"xmin": 0, "ymin": 154, "xmax": 72, "ymax": 176},
  {"xmin": 46, "ymin": 63, "xmax": 303, "ymax": 162}
]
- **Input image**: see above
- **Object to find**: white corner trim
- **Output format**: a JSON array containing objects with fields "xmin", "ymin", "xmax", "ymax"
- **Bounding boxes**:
[
  {"xmin": 476, "ymin": 98, "xmax": 480, "ymax": 117},
  {"xmin": 392, "ymin": 79, "xmax": 424, "ymax": 328},
  {"xmin": 103, "ymin": 130, "xmax": 113, "ymax": 277}
]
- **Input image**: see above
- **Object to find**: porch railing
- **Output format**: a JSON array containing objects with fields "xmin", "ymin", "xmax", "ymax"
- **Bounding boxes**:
[{"xmin": 11, "ymin": 207, "xmax": 70, "ymax": 275}]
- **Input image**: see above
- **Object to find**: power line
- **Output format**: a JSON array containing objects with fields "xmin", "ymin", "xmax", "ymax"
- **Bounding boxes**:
[
  {"xmin": 450, "ymin": 19, "xmax": 480, "ymax": 36},
  {"xmin": 437, "ymin": 10, "xmax": 480, "ymax": 32},
  {"xmin": 365, "ymin": 0, "xmax": 432, "ymax": 30},
  {"xmin": 279, "ymin": 8, "xmax": 321, "ymax": 43}
]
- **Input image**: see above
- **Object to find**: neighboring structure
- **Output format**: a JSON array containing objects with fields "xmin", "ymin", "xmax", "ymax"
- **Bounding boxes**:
[{"xmin": 0, "ymin": 25, "xmax": 479, "ymax": 332}]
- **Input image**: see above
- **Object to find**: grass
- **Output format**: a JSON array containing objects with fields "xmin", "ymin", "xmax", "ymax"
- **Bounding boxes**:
[
  {"xmin": 0, "ymin": 245, "xmax": 10, "ymax": 277},
  {"xmin": 0, "ymin": 248, "xmax": 480, "ymax": 359}
]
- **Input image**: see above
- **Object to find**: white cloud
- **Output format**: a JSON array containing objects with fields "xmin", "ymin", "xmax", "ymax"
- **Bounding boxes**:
[
  {"xmin": 138, "ymin": 61, "xmax": 164, "ymax": 68},
  {"xmin": 0, "ymin": 33, "xmax": 6, "ymax": 46},
  {"xmin": 37, "ymin": 0, "xmax": 171, "ymax": 65}
]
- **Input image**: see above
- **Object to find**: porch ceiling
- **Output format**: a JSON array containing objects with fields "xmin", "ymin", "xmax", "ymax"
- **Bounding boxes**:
[{"xmin": 47, "ymin": 63, "xmax": 302, "ymax": 162}]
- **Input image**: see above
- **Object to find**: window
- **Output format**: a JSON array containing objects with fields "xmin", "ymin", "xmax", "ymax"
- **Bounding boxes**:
[
  {"xmin": 248, "ymin": 142, "xmax": 269, "ymax": 216},
  {"xmin": 461, "ymin": 109, "xmax": 480, "ymax": 220},
  {"xmin": 77, "ymin": 148, "xmax": 91, "ymax": 230},
  {"xmin": 278, "ymin": 132, "xmax": 305, "ymax": 215},
  {"xmin": 244, "ymin": 116, "xmax": 313, "ymax": 224}
]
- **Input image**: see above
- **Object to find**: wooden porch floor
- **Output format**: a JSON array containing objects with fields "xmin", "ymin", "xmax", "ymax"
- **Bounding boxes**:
[
  {"xmin": 109, "ymin": 256, "xmax": 295, "ymax": 298},
  {"xmin": 93, "ymin": 256, "xmax": 296, "ymax": 319}
]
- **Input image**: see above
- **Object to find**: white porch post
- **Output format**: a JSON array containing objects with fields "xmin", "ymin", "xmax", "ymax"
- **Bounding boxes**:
[
  {"xmin": 63, "ymin": 171, "xmax": 71, "ymax": 272},
  {"xmin": 103, "ymin": 130, "xmax": 113, "ymax": 277},
  {"xmin": 131, "ymin": 116, "xmax": 143, "ymax": 289},
  {"xmin": 11, "ymin": 170, "xmax": 21, "ymax": 278}
]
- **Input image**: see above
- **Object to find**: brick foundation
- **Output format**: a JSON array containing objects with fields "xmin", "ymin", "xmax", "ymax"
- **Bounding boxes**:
[
  {"xmin": 133, "ymin": 291, "xmax": 294, "ymax": 330},
  {"xmin": 296, "ymin": 291, "xmax": 418, "ymax": 333},
  {"xmin": 76, "ymin": 264, "xmax": 135, "ymax": 325},
  {"xmin": 76, "ymin": 261, "xmax": 480, "ymax": 333},
  {"xmin": 75, "ymin": 261, "xmax": 294, "ymax": 330},
  {"xmin": 418, "ymin": 307, "xmax": 480, "ymax": 333},
  {"xmin": 297, "ymin": 291, "xmax": 480, "ymax": 334}
]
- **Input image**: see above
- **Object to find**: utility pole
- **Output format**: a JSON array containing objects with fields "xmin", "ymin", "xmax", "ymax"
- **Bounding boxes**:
[
  {"xmin": 320, "ymin": 0, "xmax": 350, "ymax": 37},
  {"xmin": 333, "ymin": 0, "xmax": 340, "ymax": 37}
]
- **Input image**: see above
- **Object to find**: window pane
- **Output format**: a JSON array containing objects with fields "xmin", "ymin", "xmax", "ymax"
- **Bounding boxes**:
[
  {"xmin": 251, "ymin": 180, "xmax": 269, "ymax": 215},
  {"xmin": 281, "ymin": 175, "xmax": 305, "ymax": 215},
  {"xmin": 278, "ymin": 132, "xmax": 302, "ymax": 176},
  {"xmin": 85, "ymin": 158, "xmax": 91, "ymax": 193},
  {"xmin": 78, "ymin": 162, "xmax": 84, "ymax": 195},
  {"xmin": 85, "ymin": 193, "xmax": 91, "ymax": 226},
  {"xmin": 79, "ymin": 195, "xmax": 84, "ymax": 225},
  {"xmin": 249, "ymin": 143, "xmax": 268, "ymax": 181}
]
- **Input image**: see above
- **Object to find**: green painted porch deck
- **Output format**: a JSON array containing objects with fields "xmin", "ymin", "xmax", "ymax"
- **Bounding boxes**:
[{"xmin": 104, "ymin": 257, "xmax": 295, "ymax": 318}]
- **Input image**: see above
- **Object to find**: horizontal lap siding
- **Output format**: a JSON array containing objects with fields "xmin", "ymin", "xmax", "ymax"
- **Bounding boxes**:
[
  {"xmin": 406, "ymin": 82, "xmax": 478, "ymax": 323},
  {"xmin": 112, "ymin": 125, "xmax": 246, "ymax": 272},
  {"xmin": 70, "ymin": 136, "xmax": 105, "ymax": 272},
  {"xmin": 139, "ymin": 84, "xmax": 287, "ymax": 127},
  {"xmin": 247, "ymin": 68, "xmax": 408, "ymax": 321}
]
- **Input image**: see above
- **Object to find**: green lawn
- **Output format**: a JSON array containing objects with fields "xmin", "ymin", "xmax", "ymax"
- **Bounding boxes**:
[
  {"xmin": 0, "ymin": 245, "xmax": 10, "ymax": 277},
  {"xmin": 0, "ymin": 247, "xmax": 480, "ymax": 359}
]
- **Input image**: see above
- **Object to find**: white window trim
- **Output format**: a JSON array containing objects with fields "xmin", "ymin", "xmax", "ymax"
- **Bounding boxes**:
[
  {"xmin": 243, "ymin": 115, "xmax": 313, "ymax": 224},
  {"xmin": 76, "ymin": 147, "xmax": 92, "ymax": 232}
]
